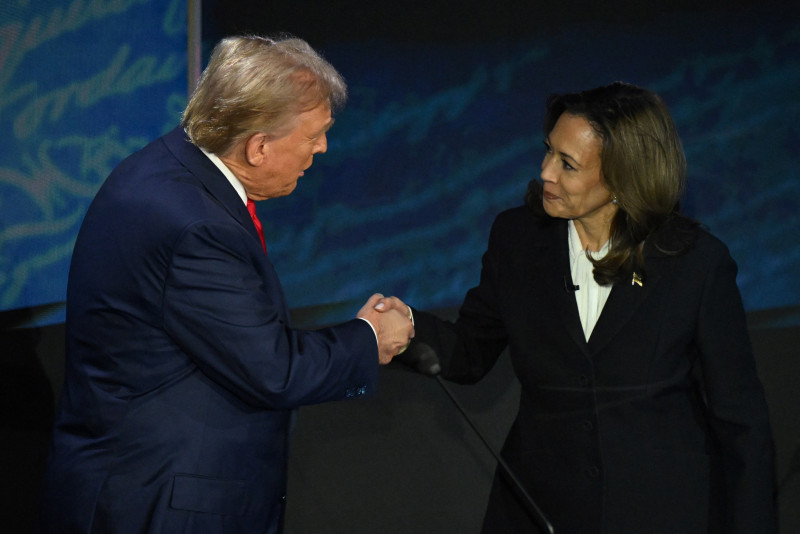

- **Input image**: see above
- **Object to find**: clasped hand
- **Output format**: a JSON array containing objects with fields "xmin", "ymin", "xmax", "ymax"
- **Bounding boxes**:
[{"xmin": 357, "ymin": 294, "xmax": 414, "ymax": 364}]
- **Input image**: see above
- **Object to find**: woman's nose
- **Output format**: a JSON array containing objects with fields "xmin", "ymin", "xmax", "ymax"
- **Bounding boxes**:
[{"xmin": 540, "ymin": 156, "xmax": 555, "ymax": 182}]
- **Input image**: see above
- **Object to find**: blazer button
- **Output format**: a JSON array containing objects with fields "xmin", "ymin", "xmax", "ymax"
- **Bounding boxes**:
[
  {"xmin": 578, "ymin": 375, "xmax": 590, "ymax": 386},
  {"xmin": 580, "ymin": 420, "xmax": 594, "ymax": 431},
  {"xmin": 585, "ymin": 466, "xmax": 600, "ymax": 478}
]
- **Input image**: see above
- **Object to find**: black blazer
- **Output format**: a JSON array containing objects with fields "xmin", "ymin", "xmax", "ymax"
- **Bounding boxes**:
[
  {"xmin": 411, "ymin": 206, "xmax": 776, "ymax": 534},
  {"xmin": 38, "ymin": 128, "xmax": 379, "ymax": 534}
]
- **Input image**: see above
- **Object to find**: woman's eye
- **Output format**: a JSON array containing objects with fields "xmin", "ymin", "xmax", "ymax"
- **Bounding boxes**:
[{"xmin": 562, "ymin": 160, "xmax": 575, "ymax": 171}]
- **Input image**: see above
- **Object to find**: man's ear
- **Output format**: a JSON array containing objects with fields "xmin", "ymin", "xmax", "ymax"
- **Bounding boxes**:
[{"xmin": 244, "ymin": 133, "xmax": 270, "ymax": 166}]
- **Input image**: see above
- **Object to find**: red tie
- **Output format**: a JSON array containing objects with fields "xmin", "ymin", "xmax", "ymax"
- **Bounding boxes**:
[{"xmin": 246, "ymin": 198, "xmax": 267, "ymax": 254}]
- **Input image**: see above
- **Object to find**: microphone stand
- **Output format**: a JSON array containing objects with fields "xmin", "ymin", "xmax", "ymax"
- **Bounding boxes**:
[
  {"xmin": 433, "ymin": 375, "xmax": 555, "ymax": 534},
  {"xmin": 407, "ymin": 346, "xmax": 554, "ymax": 534}
]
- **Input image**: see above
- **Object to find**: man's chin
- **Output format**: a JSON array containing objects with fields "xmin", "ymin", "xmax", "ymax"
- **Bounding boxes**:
[
  {"xmin": 282, "ymin": 182, "xmax": 299, "ymax": 196},
  {"xmin": 260, "ymin": 180, "xmax": 299, "ymax": 200}
]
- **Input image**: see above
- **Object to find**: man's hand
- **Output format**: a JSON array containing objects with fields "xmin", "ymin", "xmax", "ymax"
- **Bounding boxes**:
[
  {"xmin": 372, "ymin": 295, "xmax": 412, "ymax": 317},
  {"xmin": 358, "ymin": 294, "xmax": 415, "ymax": 364}
]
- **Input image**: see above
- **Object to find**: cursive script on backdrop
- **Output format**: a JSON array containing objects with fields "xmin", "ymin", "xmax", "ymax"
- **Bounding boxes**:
[{"xmin": 0, "ymin": 0, "xmax": 185, "ymax": 315}]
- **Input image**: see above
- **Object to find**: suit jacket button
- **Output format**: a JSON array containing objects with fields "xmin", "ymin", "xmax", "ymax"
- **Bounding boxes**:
[
  {"xmin": 578, "ymin": 375, "xmax": 590, "ymax": 386},
  {"xmin": 585, "ymin": 466, "xmax": 600, "ymax": 478}
]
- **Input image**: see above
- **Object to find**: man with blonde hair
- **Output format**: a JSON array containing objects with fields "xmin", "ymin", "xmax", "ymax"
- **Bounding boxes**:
[{"xmin": 37, "ymin": 35, "xmax": 413, "ymax": 534}]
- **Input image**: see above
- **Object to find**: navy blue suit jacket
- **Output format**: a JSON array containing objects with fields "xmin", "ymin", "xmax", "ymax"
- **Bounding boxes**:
[{"xmin": 38, "ymin": 127, "xmax": 379, "ymax": 533}]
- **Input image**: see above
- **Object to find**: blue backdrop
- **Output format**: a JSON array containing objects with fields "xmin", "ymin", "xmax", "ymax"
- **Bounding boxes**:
[
  {"xmin": 225, "ymin": 2, "xmax": 800, "ymax": 325},
  {"xmin": 1, "ymin": 1, "xmax": 798, "ymax": 327},
  {"xmin": 0, "ymin": 0, "xmax": 187, "ymax": 324}
]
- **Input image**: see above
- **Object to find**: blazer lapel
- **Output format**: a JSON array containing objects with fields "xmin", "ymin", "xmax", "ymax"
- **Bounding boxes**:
[
  {"xmin": 587, "ymin": 251, "xmax": 666, "ymax": 353},
  {"xmin": 539, "ymin": 219, "xmax": 590, "ymax": 355},
  {"xmin": 160, "ymin": 128, "xmax": 291, "ymax": 322},
  {"xmin": 162, "ymin": 127, "xmax": 258, "ymax": 244}
]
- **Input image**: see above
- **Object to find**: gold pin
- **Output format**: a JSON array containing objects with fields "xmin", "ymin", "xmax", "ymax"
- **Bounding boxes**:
[{"xmin": 632, "ymin": 272, "xmax": 643, "ymax": 287}]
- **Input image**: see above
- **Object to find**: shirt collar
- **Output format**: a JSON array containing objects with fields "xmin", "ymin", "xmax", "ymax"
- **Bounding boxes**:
[
  {"xmin": 568, "ymin": 219, "xmax": 610, "ymax": 262},
  {"xmin": 199, "ymin": 146, "xmax": 248, "ymax": 206}
]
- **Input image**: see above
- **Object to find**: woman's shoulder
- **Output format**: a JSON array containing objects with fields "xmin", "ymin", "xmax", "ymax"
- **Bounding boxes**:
[
  {"xmin": 493, "ymin": 205, "xmax": 559, "ymax": 233},
  {"xmin": 485, "ymin": 206, "xmax": 563, "ymax": 256},
  {"xmin": 648, "ymin": 213, "xmax": 726, "ymax": 253},
  {"xmin": 653, "ymin": 219, "xmax": 735, "ymax": 268},
  {"xmin": 691, "ymin": 225, "xmax": 735, "ymax": 260}
]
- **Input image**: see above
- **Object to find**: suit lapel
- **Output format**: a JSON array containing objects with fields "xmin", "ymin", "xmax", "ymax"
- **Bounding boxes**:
[
  {"xmin": 162, "ymin": 127, "xmax": 259, "ymax": 245},
  {"xmin": 536, "ymin": 218, "xmax": 669, "ymax": 357},
  {"xmin": 160, "ymin": 128, "xmax": 291, "ymax": 323},
  {"xmin": 587, "ymin": 250, "xmax": 666, "ymax": 353},
  {"xmin": 538, "ymin": 219, "xmax": 591, "ymax": 355}
]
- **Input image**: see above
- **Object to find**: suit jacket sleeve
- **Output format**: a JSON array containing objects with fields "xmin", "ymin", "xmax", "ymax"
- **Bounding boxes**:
[
  {"xmin": 162, "ymin": 216, "xmax": 379, "ymax": 409},
  {"xmin": 409, "ymin": 213, "xmax": 511, "ymax": 384},
  {"xmin": 693, "ymin": 239, "xmax": 778, "ymax": 532}
]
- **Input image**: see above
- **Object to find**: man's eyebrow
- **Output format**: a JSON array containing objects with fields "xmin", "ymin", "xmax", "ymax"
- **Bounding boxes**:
[{"xmin": 320, "ymin": 118, "xmax": 335, "ymax": 134}]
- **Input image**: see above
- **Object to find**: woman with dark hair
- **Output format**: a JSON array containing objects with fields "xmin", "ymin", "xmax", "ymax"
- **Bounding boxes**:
[
  {"xmin": 390, "ymin": 82, "xmax": 777, "ymax": 533},
  {"xmin": 532, "ymin": 82, "xmax": 695, "ymax": 286}
]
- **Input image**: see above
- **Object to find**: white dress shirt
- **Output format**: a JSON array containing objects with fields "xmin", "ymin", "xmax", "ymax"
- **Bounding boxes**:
[
  {"xmin": 200, "ymin": 147, "xmax": 248, "ymax": 206},
  {"xmin": 568, "ymin": 219, "xmax": 612, "ymax": 341}
]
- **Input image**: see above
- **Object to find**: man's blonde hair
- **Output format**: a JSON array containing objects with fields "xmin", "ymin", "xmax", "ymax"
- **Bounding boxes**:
[{"xmin": 181, "ymin": 35, "xmax": 347, "ymax": 156}]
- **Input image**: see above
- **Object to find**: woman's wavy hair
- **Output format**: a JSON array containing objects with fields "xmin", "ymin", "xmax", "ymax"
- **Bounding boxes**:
[
  {"xmin": 181, "ymin": 34, "xmax": 347, "ymax": 156},
  {"xmin": 526, "ymin": 82, "xmax": 698, "ymax": 285}
]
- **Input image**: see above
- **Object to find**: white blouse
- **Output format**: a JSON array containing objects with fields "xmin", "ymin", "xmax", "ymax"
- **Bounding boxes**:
[{"xmin": 567, "ymin": 220, "xmax": 612, "ymax": 341}]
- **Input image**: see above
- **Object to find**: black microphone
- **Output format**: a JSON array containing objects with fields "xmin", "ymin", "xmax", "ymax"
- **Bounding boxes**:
[
  {"xmin": 563, "ymin": 275, "xmax": 579, "ymax": 293},
  {"xmin": 409, "ymin": 343, "xmax": 442, "ymax": 376},
  {"xmin": 396, "ymin": 341, "xmax": 442, "ymax": 376},
  {"xmin": 411, "ymin": 343, "xmax": 555, "ymax": 534}
]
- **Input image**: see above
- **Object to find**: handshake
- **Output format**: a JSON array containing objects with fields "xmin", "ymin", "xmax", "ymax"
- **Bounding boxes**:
[{"xmin": 357, "ymin": 294, "xmax": 415, "ymax": 364}]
